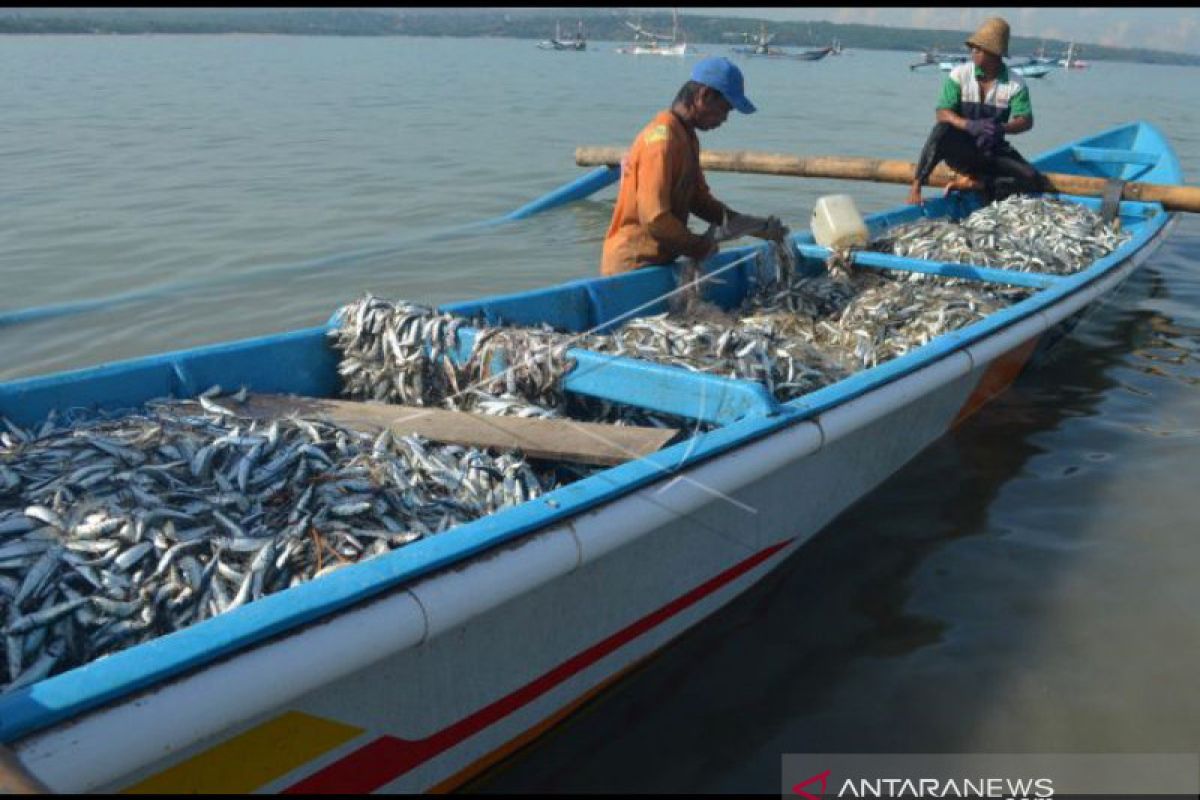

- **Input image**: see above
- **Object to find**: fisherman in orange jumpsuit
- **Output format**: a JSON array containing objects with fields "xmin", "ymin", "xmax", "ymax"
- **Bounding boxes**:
[{"xmin": 601, "ymin": 57, "xmax": 784, "ymax": 276}]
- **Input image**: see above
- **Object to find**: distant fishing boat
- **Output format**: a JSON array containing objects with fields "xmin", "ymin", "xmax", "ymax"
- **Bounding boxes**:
[
  {"xmin": 616, "ymin": 8, "xmax": 689, "ymax": 57},
  {"xmin": 936, "ymin": 55, "xmax": 1051, "ymax": 78},
  {"xmin": 925, "ymin": 38, "xmax": 1075, "ymax": 77},
  {"xmin": 729, "ymin": 22, "xmax": 780, "ymax": 57},
  {"xmin": 1059, "ymin": 42, "xmax": 1090, "ymax": 69},
  {"xmin": 537, "ymin": 20, "xmax": 586, "ymax": 52},
  {"xmin": 909, "ymin": 45, "xmax": 945, "ymax": 70},
  {"xmin": 1006, "ymin": 44, "xmax": 1060, "ymax": 78},
  {"xmin": 1011, "ymin": 63, "xmax": 1054, "ymax": 79},
  {"xmin": 794, "ymin": 45, "xmax": 834, "ymax": 61},
  {"xmin": 618, "ymin": 40, "xmax": 688, "ymax": 57},
  {"xmin": 936, "ymin": 53, "xmax": 972, "ymax": 71},
  {"xmin": 1019, "ymin": 44, "xmax": 1058, "ymax": 67},
  {"xmin": 729, "ymin": 23, "xmax": 832, "ymax": 61}
]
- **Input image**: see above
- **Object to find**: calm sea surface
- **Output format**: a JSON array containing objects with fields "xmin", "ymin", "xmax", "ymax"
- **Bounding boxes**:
[{"xmin": 3, "ymin": 35, "xmax": 1199, "ymax": 792}]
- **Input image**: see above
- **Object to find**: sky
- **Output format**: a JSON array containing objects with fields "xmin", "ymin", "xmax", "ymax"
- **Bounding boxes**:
[{"xmin": 680, "ymin": 8, "xmax": 1200, "ymax": 55}]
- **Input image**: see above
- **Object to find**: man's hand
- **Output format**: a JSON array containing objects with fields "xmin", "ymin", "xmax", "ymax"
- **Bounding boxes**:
[
  {"xmin": 689, "ymin": 227, "xmax": 719, "ymax": 261},
  {"xmin": 723, "ymin": 211, "xmax": 768, "ymax": 240},
  {"xmin": 964, "ymin": 118, "xmax": 991, "ymax": 138},
  {"xmin": 943, "ymin": 172, "xmax": 984, "ymax": 196},
  {"xmin": 907, "ymin": 182, "xmax": 924, "ymax": 207},
  {"xmin": 723, "ymin": 211, "xmax": 787, "ymax": 241},
  {"xmin": 964, "ymin": 118, "xmax": 999, "ymax": 154},
  {"xmin": 760, "ymin": 215, "xmax": 788, "ymax": 241}
]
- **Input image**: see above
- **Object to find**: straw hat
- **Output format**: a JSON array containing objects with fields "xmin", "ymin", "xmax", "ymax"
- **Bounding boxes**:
[{"xmin": 966, "ymin": 17, "xmax": 1010, "ymax": 57}]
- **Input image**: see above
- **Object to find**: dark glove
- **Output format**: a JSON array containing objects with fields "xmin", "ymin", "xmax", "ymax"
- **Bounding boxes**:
[
  {"xmin": 761, "ymin": 215, "xmax": 788, "ymax": 241},
  {"xmin": 719, "ymin": 211, "xmax": 769, "ymax": 241},
  {"xmin": 720, "ymin": 211, "xmax": 789, "ymax": 242},
  {"xmin": 965, "ymin": 118, "xmax": 999, "ymax": 155}
]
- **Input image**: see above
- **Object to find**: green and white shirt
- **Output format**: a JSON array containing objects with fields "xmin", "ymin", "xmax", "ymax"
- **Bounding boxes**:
[{"xmin": 937, "ymin": 63, "xmax": 1033, "ymax": 124}]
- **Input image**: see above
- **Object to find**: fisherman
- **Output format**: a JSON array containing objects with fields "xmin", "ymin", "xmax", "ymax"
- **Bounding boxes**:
[
  {"xmin": 601, "ymin": 56, "xmax": 785, "ymax": 276},
  {"xmin": 906, "ymin": 17, "xmax": 1047, "ymax": 206}
]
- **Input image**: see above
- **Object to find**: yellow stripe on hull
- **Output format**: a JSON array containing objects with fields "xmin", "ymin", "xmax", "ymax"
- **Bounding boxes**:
[{"xmin": 123, "ymin": 710, "xmax": 362, "ymax": 794}]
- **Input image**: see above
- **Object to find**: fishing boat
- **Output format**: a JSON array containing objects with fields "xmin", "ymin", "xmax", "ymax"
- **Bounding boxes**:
[
  {"xmin": 1011, "ymin": 46, "xmax": 1059, "ymax": 79},
  {"xmin": 1059, "ymin": 42, "xmax": 1090, "ymax": 70},
  {"xmin": 619, "ymin": 40, "xmax": 687, "ymax": 57},
  {"xmin": 1019, "ymin": 44, "xmax": 1058, "ymax": 67},
  {"xmin": 536, "ymin": 20, "xmax": 585, "ymax": 52},
  {"xmin": 1011, "ymin": 63, "xmax": 1054, "ymax": 79},
  {"xmin": 731, "ymin": 46, "xmax": 833, "ymax": 61},
  {"xmin": 0, "ymin": 121, "xmax": 1182, "ymax": 792},
  {"xmin": 730, "ymin": 24, "xmax": 832, "ymax": 61},
  {"xmin": 793, "ymin": 45, "xmax": 834, "ymax": 61},
  {"xmin": 616, "ymin": 9, "xmax": 688, "ymax": 57},
  {"xmin": 937, "ymin": 54, "xmax": 971, "ymax": 71},
  {"xmin": 730, "ymin": 23, "xmax": 781, "ymax": 57},
  {"xmin": 910, "ymin": 46, "xmax": 945, "ymax": 70},
  {"xmin": 938, "ymin": 55, "xmax": 1051, "ymax": 79}
]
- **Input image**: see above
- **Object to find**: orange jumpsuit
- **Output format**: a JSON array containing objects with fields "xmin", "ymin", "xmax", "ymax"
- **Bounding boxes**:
[{"xmin": 600, "ymin": 110, "xmax": 729, "ymax": 276}]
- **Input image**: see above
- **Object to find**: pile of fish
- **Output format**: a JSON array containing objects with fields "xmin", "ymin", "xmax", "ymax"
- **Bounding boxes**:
[
  {"xmin": 0, "ymin": 391, "xmax": 550, "ymax": 692},
  {"xmin": 871, "ymin": 195, "xmax": 1131, "ymax": 275},
  {"xmin": 836, "ymin": 277, "xmax": 1026, "ymax": 365},
  {"xmin": 332, "ymin": 298, "xmax": 568, "ymax": 416},
  {"xmin": 332, "ymin": 259, "xmax": 1027, "ymax": 410},
  {"xmin": 330, "ymin": 296, "xmax": 698, "ymax": 429},
  {"xmin": 335, "ymin": 199, "xmax": 1121, "ymax": 410},
  {"xmin": 577, "ymin": 301, "xmax": 848, "ymax": 400},
  {"xmin": 331, "ymin": 298, "xmax": 572, "ymax": 414},
  {"xmin": 579, "ymin": 270, "xmax": 1026, "ymax": 396}
]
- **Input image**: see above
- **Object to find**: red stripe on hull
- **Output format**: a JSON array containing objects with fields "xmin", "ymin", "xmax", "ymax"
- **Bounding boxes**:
[{"xmin": 284, "ymin": 538, "xmax": 796, "ymax": 793}]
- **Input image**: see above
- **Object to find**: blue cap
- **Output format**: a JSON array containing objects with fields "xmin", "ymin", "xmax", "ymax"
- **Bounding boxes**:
[{"xmin": 690, "ymin": 56, "xmax": 756, "ymax": 114}]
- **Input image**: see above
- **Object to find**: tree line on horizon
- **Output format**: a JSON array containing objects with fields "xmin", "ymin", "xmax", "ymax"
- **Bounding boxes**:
[{"xmin": 1, "ymin": 8, "xmax": 1197, "ymax": 67}]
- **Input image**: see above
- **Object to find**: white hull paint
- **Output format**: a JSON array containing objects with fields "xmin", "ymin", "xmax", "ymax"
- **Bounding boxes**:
[
  {"xmin": 15, "ymin": 216, "xmax": 1175, "ymax": 794},
  {"xmin": 618, "ymin": 42, "xmax": 688, "ymax": 57}
]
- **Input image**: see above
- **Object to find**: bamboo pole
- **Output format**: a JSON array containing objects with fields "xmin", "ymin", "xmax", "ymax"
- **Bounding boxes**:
[{"xmin": 575, "ymin": 147, "xmax": 1200, "ymax": 213}]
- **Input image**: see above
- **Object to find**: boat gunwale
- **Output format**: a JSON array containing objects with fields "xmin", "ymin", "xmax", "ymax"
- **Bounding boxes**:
[{"xmin": 0, "ymin": 122, "xmax": 1180, "ymax": 743}]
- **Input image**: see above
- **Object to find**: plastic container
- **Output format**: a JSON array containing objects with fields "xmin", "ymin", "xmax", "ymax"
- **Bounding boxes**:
[{"xmin": 811, "ymin": 194, "xmax": 869, "ymax": 249}]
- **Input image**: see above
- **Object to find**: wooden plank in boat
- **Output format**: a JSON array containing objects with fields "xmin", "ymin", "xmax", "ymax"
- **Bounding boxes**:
[{"xmin": 237, "ymin": 394, "xmax": 679, "ymax": 467}]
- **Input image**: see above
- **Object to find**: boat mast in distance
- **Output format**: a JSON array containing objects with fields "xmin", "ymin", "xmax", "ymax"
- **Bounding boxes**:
[
  {"xmin": 537, "ymin": 17, "xmax": 586, "ymax": 51},
  {"xmin": 617, "ymin": 7, "xmax": 687, "ymax": 56}
]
